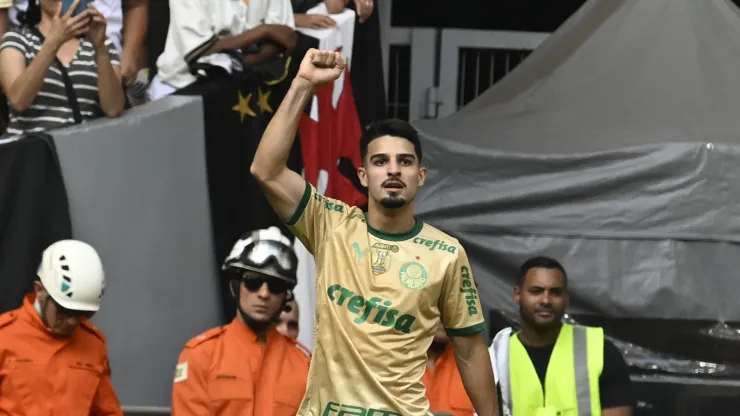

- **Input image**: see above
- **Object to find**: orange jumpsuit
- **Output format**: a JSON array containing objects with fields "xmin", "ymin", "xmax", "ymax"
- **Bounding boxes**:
[
  {"xmin": 423, "ymin": 344, "xmax": 474, "ymax": 416},
  {"xmin": 171, "ymin": 318, "xmax": 311, "ymax": 416},
  {"xmin": 0, "ymin": 293, "xmax": 123, "ymax": 416}
]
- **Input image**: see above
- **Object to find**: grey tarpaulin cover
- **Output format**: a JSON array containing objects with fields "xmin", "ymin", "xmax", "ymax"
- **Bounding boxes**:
[{"xmin": 414, "ymin": 0, "xmax": 740, "ymax": 380}]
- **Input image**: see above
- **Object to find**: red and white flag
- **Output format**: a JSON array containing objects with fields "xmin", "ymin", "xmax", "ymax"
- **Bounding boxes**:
[{"xmin": 293, "ymin": 5, "xmax": 367, "ymax": 350}]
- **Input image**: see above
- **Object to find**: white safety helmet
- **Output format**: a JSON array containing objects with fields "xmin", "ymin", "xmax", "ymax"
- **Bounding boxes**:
[
  {"xmin": 222, "ymin": 226, "xmax": 298, "ymax": 286},
  {"xmin": 37, "ymin": 240, "xmax": 106, "ymax": 312}
]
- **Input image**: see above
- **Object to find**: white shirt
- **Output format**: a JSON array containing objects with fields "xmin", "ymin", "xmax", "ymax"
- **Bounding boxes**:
[
  {"xmin": 9, "ymin": 0, "xmax": 123, "ymax": 53},
  {"xmin": 155, "ymin": 0, "xmax": 294, "ymax": 91}
]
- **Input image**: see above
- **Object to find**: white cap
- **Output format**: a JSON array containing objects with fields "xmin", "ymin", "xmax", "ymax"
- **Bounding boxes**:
[{"xmin": 37, "ymin": 240, "xmax": 106, "ymax": 311}]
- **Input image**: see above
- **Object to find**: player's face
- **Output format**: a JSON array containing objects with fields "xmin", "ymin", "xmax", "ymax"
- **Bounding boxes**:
[
  {"xmin": 277, "ymin": 300, "xmax": 299, "ymax": 339},
  {"xmin": 239, "ymin": 272, "xmax": 287, "ymax": 323},
  {"xmin": 358, "ymin": 136, "xmax": 426, "ymax": 210},
  {"xmin": 514, "ymin": 267, "xmax": 568, "ymax": 332}
]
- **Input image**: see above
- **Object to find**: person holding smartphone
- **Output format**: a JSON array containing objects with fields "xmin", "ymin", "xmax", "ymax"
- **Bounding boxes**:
[
  {"xmin": 0, "ymin": 240, "xmax": 123, "ymax": 415},
  {"xmin": 0, "ymin": 0, "xmax": 124, "ymax": 138}
]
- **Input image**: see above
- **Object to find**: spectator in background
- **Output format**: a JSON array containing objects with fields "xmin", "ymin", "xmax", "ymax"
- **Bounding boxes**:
[
  {"xmin": 424, "ymin": 322, "xmax": 475, "ymax": 416},
  {"xmin": 9, "ymin": 0, "xmax": 147, "ymax": 79},
  {"xmin": 292, "ymin": 0, "xmax": 340, "ymax": 29},
  {"xmin": 0, "ymin": 240, "xmax": 123, "ymax": 415},
  {"xmin": 148, "ymin": 0, "xmax": 296, "ymax": 101},
  {"xmin": 277, "ymin": 299, "xmax": 300, "ymax": 340},
  {"xmin": 0, "ymin": 0, "xmax": 124, "ymax": 137},
  {"xmin": 172, "ymin": 227, "xmax": 310, "ymax": 415},
  {"xmin": 291, "ymin": 0, "xmax": 372, "ymax": 23}
]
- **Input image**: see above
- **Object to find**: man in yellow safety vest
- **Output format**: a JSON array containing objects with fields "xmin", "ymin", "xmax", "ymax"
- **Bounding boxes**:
[{"xmin": 488, "ymin": 256, "xmax": 633, "ymax": 416}]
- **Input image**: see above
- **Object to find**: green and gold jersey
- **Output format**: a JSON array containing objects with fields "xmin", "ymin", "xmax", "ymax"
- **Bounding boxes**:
[{"xmin": 287, "ymin": 182, "xmax": 486, "ymax": 416}]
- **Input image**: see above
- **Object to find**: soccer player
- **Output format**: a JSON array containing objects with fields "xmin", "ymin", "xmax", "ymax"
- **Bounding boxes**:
[{"xmin": 251, "ymin": 49, "xmax": 499, "ymax": 416}]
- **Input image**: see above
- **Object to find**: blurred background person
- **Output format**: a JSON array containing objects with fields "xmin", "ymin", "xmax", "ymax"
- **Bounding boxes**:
[
  {"xmin": 277, "ymin": 299, "xmax": 300, "ymax": 340},
  {"xmin": 0, "ymin": 0, "xmax": 124, "ymax": 138}
]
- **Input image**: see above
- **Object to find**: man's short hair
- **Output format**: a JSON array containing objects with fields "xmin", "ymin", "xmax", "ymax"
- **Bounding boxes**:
[
  {"xmin": 359, "ymin": 119, "xmax": 422, "ymax": 164},
  {"xmin": 518, "ymin": 256, "xmax": 568, "ymax": 287}
]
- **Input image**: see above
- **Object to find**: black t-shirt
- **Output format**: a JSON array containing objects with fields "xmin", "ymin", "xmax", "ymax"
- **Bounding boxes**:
[{"xmin": 497, "ymin": 336, "xmax": 634, "ymax": 412}]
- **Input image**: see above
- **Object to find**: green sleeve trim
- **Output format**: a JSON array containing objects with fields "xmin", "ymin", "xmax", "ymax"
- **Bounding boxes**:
[
  {"xmin": 446, "ymin": 322, "xmax": 486, "ymax": 337},
  {"xmin": 286, "ymin": 181, "xmax": 312, "ymax": 226}
]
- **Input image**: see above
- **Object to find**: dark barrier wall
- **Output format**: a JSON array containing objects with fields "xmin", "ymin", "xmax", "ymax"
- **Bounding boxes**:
[{"xmin": 51, "ymin": 96, "xmax": 222, "ymax": 410}]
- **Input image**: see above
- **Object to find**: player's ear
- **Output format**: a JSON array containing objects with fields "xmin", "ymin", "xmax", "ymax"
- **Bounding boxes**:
[
  {"xmin": 513, "ymin": 285, "xmax": 521, "ymax": 305},
  {"xmin": 418, "ymin": 166, "xmax": 427, "ymax": 187},
  {"xmin": 358, "ymin": 166, "xmax": 368, "ymax": 187}
]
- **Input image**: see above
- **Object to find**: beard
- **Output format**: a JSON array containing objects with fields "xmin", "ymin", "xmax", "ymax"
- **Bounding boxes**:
[
  {"xmin": 520, "ymin": 305, "xmax": 563, "ymax": 333},
  {"xmin": 380, "ymin": 196, "xmax": 406, "ymax": 209}
]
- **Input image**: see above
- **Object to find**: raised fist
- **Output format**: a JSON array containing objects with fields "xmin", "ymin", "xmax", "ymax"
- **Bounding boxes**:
[{"xmin": 297, "ymin": 49, "xmax": 346, "ymax": 87}]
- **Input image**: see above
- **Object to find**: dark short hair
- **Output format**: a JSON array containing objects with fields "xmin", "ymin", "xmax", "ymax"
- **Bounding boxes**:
[
  {"xmin": 518, "ymin": 256, "xmax": 568, "ymax": 287},
  {"xmin": 359, "ymin": 119, "xmax": 422, "ymax": 164}
]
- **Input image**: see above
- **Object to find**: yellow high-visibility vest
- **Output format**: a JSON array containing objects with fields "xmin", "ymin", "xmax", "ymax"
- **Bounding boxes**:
[{"xmin": 499, "ymin": 324, "xmax": 604, "ymax": 416}]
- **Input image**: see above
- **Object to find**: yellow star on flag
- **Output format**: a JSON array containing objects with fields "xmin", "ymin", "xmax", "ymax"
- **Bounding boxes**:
[
  {"xmin": 257, "ymin": 87, "xmax": 273, "ymax": 114},
  {"xmin": 232, "ymin": 91, "xmax": 256, "ymax": 123}
]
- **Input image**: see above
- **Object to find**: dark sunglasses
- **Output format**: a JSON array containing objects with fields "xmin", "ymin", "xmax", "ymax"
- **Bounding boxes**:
[
  {"xmin": 242, "ymin": 277, "xmax": 289, "ymax": 294},
  {"xmin": 52, "ymin": 299, "xmax": 95, "ymax": 319}
]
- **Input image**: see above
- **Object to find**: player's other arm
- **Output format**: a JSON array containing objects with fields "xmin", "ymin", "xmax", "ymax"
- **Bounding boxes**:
[
  {"xmin": 451, "ymin": 333, "xmax": 498, "ymax": 416},
  {"xmin": 439, "ymin": 246, "xmax": 499, "ymax": 416}
]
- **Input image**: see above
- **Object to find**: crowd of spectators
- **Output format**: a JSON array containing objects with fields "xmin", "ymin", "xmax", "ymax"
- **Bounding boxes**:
[{"xmin": 0, "ymin": 0, "xmax": 376, "ymax": 138}]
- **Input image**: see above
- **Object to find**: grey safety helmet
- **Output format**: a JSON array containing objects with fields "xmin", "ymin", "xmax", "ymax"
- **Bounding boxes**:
[{"xmin": 222, "ymin": 226, "xmax": 298, "ymax": 287}]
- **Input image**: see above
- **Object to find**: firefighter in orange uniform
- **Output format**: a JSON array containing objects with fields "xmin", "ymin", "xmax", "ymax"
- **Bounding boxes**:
[
  {"xmin": 0, "ymin": 240, "xmax": 123, "ymax": 416},
  {"xmin": 424, "ymin": 322, "xmax": 475, "ymax": 416},
  {"xmin": 172, "ymin": 227, "xmax": 311, "ymax": 416}
]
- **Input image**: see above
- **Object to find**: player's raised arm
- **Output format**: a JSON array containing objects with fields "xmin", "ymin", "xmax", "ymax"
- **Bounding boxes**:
[
  {"xmin": 251, "ymin": 49, "xmax": 349, "ymax": 253},
  {"xmin": 439, "ymin": 246, "xmax": 499, "ymax": 416}
]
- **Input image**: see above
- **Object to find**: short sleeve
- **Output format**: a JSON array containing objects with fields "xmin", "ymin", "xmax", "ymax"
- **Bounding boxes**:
[
  {"xmin": 264, "ymin": 0, "xmax": 296, "ymax": 28},
  {"xmin": 104, "ymin": 38, "xmax": 121, "ymax": 66},
  {"xmin": 169, "ymin": 0, "xmax": 217, "ymax": 63},
  {"xmin": 599, "ymin": 339, "xmax": 634, "ymax": 409},
  {"xmin": 285, "ymin": 181, "xmax": 351, "ymax": 255},
  {"xmin": 0, "ymin": 29, "xmax": 29, "ymax": 57},
  {"xmin": 439, "ymin": 245, "xmax": 486, "ymax": 336}
]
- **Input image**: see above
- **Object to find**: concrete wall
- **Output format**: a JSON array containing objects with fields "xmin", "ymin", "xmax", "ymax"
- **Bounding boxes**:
[{"xmin": 52, "ymin": 96, "xmax": 223, "ymax": 411}]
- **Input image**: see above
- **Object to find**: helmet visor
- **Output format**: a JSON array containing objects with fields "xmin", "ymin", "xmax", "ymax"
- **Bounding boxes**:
[{"xmin": 224, "ymin": 240, "xmax": 297, "ymax": 282}]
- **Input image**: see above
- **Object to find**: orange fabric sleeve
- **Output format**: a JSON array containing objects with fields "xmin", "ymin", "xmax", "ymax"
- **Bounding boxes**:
[
  {"xmin": 171, "ymin": 345, "xmax": 211, "ymax": 415},
  {"xmin": 90, "ymin": 357, "xmax": 123, "ymax": 416}
]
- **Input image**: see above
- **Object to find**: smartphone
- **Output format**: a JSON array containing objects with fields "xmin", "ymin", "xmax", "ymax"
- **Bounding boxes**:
[{"xmin": 61, "ymin": 0, "xmax": 89, "ymax": 17}]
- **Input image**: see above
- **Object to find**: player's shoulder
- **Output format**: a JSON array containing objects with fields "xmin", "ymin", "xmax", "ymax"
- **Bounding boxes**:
[
  {"xmin": 0, "ymin": 308, "xmax": 19, "ymax": 330},
  {"xmin": 184, "ymin": 325, "xmax": 227, "ymax": 349},
  {"xmin": 408, "ymin": 222, "xmax": 465, "ymax": 256},
  {"xmin": 79, "ymin": 319, "xmax": 107, "ymax": 344}
]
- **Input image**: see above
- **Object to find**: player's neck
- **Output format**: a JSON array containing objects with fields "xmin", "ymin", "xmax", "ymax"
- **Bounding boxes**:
[
  {"xmin": 366, "ymin": 203, "xmax": 416, "ymax": 236},
  {"xmin": 518, "ymin": 322, "xmax": 562, "ymax": 347}
]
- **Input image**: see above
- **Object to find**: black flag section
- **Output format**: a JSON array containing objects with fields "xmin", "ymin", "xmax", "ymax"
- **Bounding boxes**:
[
  {"xmin": 176, "ymin": 60, "xmax": 305, "ymax": 322},
  {"xmin": 0, "ymin": 134, "xmax": 73, "ymax": 313}
]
